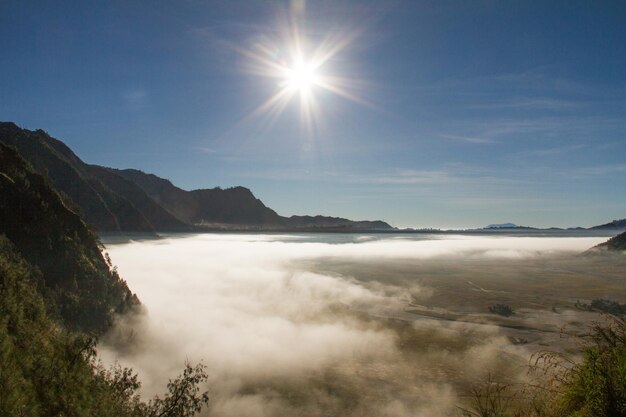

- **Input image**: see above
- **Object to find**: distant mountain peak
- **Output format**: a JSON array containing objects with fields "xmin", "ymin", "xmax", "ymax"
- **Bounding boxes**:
[
  {"xmin": 485, "ymin": 223, "xmax": 518, "ymax": 229},
  {"xmin": 589, "ymin": 218, "xmax": 626, "ymax": 230}
]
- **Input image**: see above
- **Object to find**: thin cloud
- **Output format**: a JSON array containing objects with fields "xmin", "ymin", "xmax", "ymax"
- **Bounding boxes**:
[
  {"xmin": 439, "ymin": 133, "xmax": 494, "ymax": 144},
  {"xmin": 522, "ymin": 143, "xmax": 586, "ymax": 157},
  {"xmin": 576, "ymin": 164, "xmax": 626, "ymax": 176},
  {"xmin": 373, "ymin": 169, "xmax": 453, "ymax": 185},
  {"xmin": 192, "ymin": 146, "xmax": 218, "ymax": 154},
  {"xmin": 467, "ymin": 98, "xmax": 581, "ymax": 111}
]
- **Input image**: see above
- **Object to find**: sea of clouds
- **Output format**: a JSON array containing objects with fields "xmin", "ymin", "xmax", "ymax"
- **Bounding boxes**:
[{"xmin": 99, "ymin": 233, "xmax": 605, "ymax": 417}]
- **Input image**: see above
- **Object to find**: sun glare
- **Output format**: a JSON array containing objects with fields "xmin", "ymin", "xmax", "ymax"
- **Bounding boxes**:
[
  {"xmin": 230, "ymin": 6, "xmax": 370, "ymax": 136},
  {"xmin": 285, "ymin": 61, "xmax": 319, "ymax": 93}
]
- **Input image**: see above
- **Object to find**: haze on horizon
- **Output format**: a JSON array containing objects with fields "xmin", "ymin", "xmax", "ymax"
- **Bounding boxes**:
[{"xmin": 1, "ymin": 0, "xmax": 625, "ymax": 229}]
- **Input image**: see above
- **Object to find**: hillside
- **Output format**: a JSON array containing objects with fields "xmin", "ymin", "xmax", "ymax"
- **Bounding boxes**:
[
  {"xmin": 592, "ymin": 230, "xmax": 626, "ymax": 251},
  {"xmin": 113, "ymin": 168, "xmax": 199, "ymax": 223},
  {"xmin": 0, "ymin": 143, "xmax": 209, "ymax": 416},
  {"xmin": 0, "ymin": 143, "xmax": 138, "ymax": 333},
  {"xmin": 0, "ymin": 122, "xmax": 188, "ymax": 233}
]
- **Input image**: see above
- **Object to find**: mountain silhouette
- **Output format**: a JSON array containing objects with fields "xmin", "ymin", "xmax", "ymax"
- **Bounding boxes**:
[{"xmin": 0, "ymin": 122, "xmax": 392, "ymax": 232}]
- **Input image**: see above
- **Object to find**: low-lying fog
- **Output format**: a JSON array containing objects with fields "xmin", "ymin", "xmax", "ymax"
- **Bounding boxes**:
[{"xmin": 99, "ymin": 233, "xmax": 625, "ymax": 417}]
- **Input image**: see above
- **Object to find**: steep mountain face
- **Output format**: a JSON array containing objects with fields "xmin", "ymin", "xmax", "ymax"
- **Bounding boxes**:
[
  {"xmin": 589, "ymin": 219, "xmax": 626, "ymax": 230},
  {"xmin": 0, "ymin": 143, "xmax": 139, "ymax": 333},
  {"xmin": 0, "ymin": 122, "xmax": 187, "ymax": 232}
]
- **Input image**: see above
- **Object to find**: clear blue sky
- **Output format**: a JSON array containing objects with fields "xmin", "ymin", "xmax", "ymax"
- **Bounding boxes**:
[{"xmin": 1, "ymin": 0, "xmax": 625, "ymax": 228}]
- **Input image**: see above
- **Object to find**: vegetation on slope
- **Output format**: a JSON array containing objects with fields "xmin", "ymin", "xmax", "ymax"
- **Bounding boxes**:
[
  {"xmin": 0, "ymin": 235, "xmax": 209, "ymax": 416},
  {"xmin": 460, "ymin": 313, "xmax": 626, "ymax": 417},
  {"xmin": 0, "ymin": 143, "xmax": 139, "ymax": 333},
  {"xmin": 0, "ymin": 143, "xmax": 209, "ymax": 415},
  {"xmin": 591, "ymin": 230, "xmax": 626, "ymax": 252}
]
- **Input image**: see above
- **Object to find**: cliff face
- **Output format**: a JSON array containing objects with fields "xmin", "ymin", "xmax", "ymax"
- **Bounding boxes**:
[{"xmin": 0, "ymin": 143, "xmax": 139, "ymax": 333}]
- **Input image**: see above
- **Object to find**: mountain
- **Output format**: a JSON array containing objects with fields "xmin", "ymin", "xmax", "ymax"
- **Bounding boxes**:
[
  {"xmin": 116, "ymin": 168, "xmax": 393, "ymax": 230},
  {"xmin": 591, "ymin": 230, "xmax": 626, "ymax": 252},
  {"xmin": 485, "ymin": 223, "xmax": 518, "ymax": 229},
  {"xmin": 114, "ymin": 168, "xmax": 284, "ymax": 226},
  {"xmin": 112, "ymin": 168, "xmax": 199, "ymax": 223},
  {"xmin": 1, "ymin": 123, "xmax": 393, "ymax": 232},
  {"xmin": 589, "ymin": 218, "xmax": 626, "ymax": 230},
  {"xmin": 284, "ymin": 215, "xmax": 392, "ymax": 231},
  {"xmin": 0, "ymin": 142, "xmax": 138, "ymax": 333},
  {"xmin": 0, "ymin": 122, "xmax": 188, "ymax": 233}
]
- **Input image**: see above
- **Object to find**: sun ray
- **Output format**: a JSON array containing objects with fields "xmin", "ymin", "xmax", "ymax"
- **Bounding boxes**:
[{"xmin": 214, "ymin": 4, "xmax": 375, "ymax": 141}]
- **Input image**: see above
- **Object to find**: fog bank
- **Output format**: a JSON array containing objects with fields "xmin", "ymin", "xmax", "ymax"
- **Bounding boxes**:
[{"xmin": 99, "ymin": 234, "xmax": 606, "ymax": 416}]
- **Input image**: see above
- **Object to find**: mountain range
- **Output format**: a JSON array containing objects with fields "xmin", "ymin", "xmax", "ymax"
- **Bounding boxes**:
[
  {"xmin": 0, "ymin": 122, "xmax": 393, "ymax": 233},
  {"xmin": 589, "ymin": 218, "xmax": 626, "ymax": 230}
]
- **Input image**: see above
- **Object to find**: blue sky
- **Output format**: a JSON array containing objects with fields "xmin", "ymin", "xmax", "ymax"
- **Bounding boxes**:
[{"xmin": 1, "ymin": 0, "xmax": 625, "ymax": 228}]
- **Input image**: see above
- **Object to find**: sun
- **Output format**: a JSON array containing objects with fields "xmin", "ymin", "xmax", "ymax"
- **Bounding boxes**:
[
  {"xmin": 230, "ymin": 7, "xmax": 371, "ymax": 135},
  {"xmin": 284, "ymin": 60, "xmax": 319, "ymax": 94}
]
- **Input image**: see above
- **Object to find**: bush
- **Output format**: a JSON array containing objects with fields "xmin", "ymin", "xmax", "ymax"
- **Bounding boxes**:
[{"xmin": 488, "ymin": 304, "xmax": 515, "ymax": 317}]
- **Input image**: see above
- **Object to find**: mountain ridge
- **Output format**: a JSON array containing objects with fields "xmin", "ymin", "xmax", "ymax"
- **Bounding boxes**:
[
  {"xmin": 0, "ymin": 122, "xmax": 189, "ymax": 233},
  {"xmin": 0, "ymin": 123, "xmax": 393, "ymax": 232},
  {"xmin": 116, "ymin": 168, "xmax": 393, "ymax": 231},
  {"xmin": 589, "ymin": 218, "xmax": 626, "ymax": 230}
]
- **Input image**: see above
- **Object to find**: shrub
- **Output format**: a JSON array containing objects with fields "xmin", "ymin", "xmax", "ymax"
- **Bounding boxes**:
[{"xmin": 488, "ymin": 304, "xmax": 515, "ymax": 317}]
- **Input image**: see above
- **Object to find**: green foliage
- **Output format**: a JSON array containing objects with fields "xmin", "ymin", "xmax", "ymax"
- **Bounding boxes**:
[
  {"xmin": 0, "ymin": 144, "xmax": 209, "ymax": 415},
  {"xmin": 554, "ymin": 316, "xmax": 626, "ymax": 417},
  {"xmin": 461, "ymin": 314, "xmax": 626, "ymax": 417},
  {"xmin": 144, "ymin": 362, "xmax": 210, "ymax": 417},
  {"xmin": 0, "ymin": 236, "xmax": 209, "ymax": 416},
  {"xmin": 576, "ymin": 299, "xmax": 626, "ymax": 316},
  {"xmin": 0, "ymin": 143, "xmax": 139, "ymax": 333}
]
